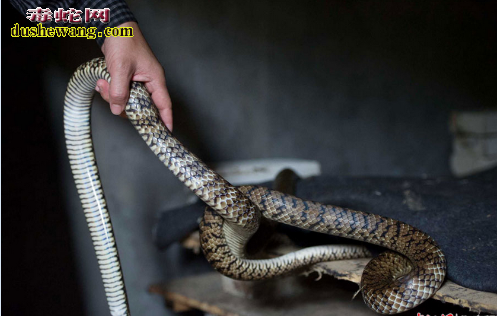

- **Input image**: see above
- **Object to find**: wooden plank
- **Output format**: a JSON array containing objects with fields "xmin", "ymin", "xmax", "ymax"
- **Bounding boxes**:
[
  {"xmin": 307, "ymin": 259, "xmax": 497, "ymax": 314},
  {"xmin": 151, "ymin": 273, "xmax": 379, "ymax": 316},
  {"xmin": 433, "ymin": 282, "xmax": 497, "ymax": 314},
  {"xmin": 180, "ymin": 232, "xmax": 497, "ymax": 314}
]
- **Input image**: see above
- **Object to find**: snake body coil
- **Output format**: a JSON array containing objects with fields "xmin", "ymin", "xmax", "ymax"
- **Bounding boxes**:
[{"xmin": 64, "ymin": 58, "xmax": 446, "ymax": 315}]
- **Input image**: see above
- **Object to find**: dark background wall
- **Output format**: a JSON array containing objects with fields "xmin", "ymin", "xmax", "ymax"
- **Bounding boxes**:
[{"xmin": 3, "ymin": 1, "xmax": 496, "ymax": 315}]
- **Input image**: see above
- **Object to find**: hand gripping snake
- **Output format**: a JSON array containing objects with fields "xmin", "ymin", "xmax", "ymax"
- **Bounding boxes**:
[{"xmin": 64, "ymin": 58, "xmax": 446, "ymax": 316}]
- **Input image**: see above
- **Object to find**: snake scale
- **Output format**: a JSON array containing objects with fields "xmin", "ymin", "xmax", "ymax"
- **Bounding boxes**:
[{"xmin": 64, "ymin": 58, "xmax": 446, "ymax": 316}]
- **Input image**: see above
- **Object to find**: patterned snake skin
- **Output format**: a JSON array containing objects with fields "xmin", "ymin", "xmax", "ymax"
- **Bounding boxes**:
[{"xmin": 64, "ymin": 58, "xmax": 446, "ymax": 315}]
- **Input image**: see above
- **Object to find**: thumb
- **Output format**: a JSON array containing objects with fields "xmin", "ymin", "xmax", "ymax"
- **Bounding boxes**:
[{"xmin": 108, "ymin": 65, "xmax": 133, "ymax": 115}]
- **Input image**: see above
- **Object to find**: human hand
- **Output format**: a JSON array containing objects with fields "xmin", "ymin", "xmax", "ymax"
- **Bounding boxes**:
[{"xmin": 95, "ymin": 22, "xmax": 173, "ymax": 131}]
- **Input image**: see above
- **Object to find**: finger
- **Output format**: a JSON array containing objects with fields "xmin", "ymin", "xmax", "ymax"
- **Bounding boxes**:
[
  {"xmin": 108, "ymin": 64, "xmax": 133, "ymax": 115},
  {"xmin": 95, "ymin": 79, "xmax": 110, "ymax": 103},
  {"xmin": 146, "ymin": 81, "xmax": 173, "ymax": 132}
]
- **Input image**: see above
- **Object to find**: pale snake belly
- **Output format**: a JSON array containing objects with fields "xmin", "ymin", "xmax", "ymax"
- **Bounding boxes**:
[{"xmin": 64, "ymin": 58, "xmax": 446, "ymax": 315}]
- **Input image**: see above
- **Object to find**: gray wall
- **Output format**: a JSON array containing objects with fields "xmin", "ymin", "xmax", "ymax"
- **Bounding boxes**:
[{"xmin": 41, "ymin": 1, "xmax": 496, "ymax": 315}]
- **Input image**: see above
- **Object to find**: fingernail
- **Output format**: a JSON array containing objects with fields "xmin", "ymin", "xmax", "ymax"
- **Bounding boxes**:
[
  {"xmin": 110, "ymin": 104, "xmax": 122, "ymax": 115},
  {"xmin": 166, "ymin": 124, "xmax": 173, "ymax": 132},
  {"xmin": 95, "ymin": 85, "xmax": 100, "ymax": 92}
]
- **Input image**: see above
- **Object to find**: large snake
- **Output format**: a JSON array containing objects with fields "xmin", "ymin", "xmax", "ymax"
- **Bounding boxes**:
[{"xmin": 64, "ymin": 58, "xmax": 446, "ymax": 316}]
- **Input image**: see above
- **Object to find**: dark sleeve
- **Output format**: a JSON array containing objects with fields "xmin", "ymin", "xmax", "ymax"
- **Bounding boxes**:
[{"xmin": 10, "ymin": 0, "xmax": 137, "ymax": 47}]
